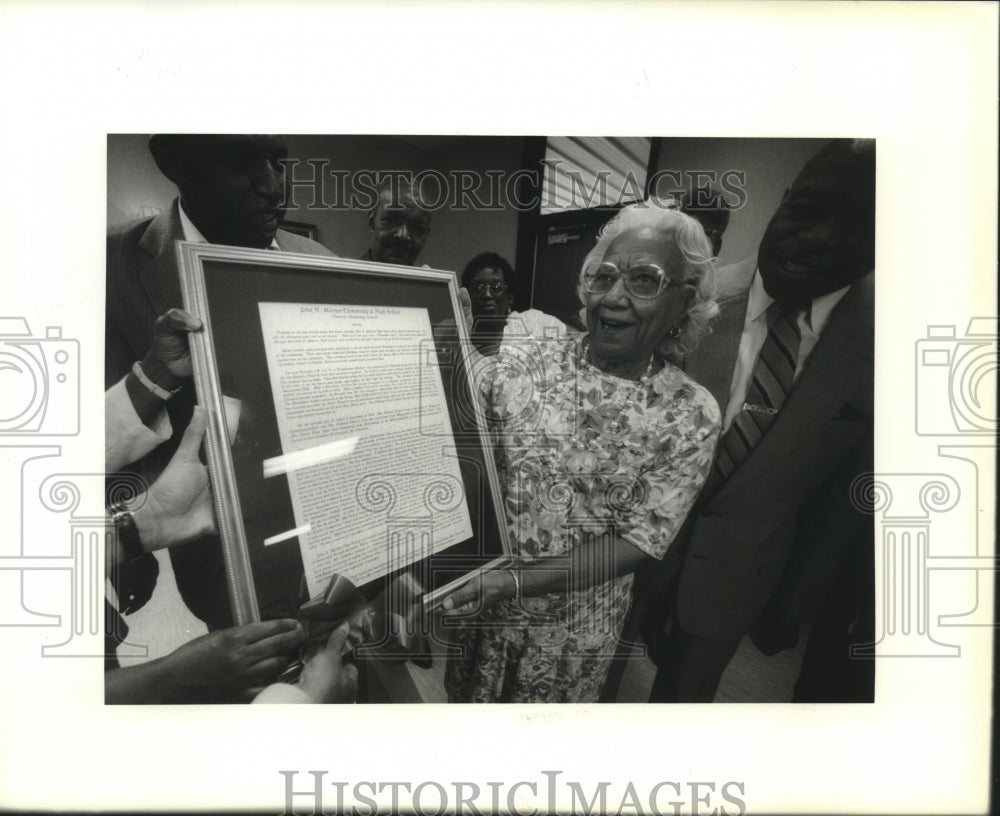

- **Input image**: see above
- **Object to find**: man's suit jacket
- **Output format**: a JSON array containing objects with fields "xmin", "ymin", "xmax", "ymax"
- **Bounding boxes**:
[
  {"xmin": 106, "ymin": 200, "xmax": 333, "ymax": 387},
  {"xmin": 674, "ymin": 256, "xmax": 874, "ymax": 644},
  {"xmin": 106, "ymin": 200, "xmax": 333, "ymax": 625}
]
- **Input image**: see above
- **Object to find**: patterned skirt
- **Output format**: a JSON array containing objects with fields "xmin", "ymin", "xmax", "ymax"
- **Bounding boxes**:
[{"xmin": 443, "ymin": 579, "xmax": 631, "ymax": 703}]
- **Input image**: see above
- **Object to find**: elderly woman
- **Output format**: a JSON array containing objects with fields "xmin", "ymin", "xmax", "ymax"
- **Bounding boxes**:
[
  {"xmin": 441, "ymin": 202, "xmax": 721, "ymax": 703},
  {"xmin": 461, "ymin": 252, "xmax": 517, "ymax": 356}
]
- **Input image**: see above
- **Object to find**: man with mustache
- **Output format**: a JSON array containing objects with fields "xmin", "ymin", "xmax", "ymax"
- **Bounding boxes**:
[
  {"xmin": 361, "ymin": 177, "xmax": 432, "ymax": 266},
  {"xmin": 106, "ymin": 134, "xmax": 333, "ymax": 628},
  {"xmin": 630, "ymin": 139, "xmax": 875, "ymax": 702}
]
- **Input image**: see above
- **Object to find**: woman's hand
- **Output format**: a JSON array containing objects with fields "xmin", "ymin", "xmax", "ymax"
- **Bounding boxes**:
[
  {"xmin": 431, "ymin": 288, "xmax": 474, "ymax": 345},
  {"xmin": 458, "ymin": 287, "xmax": 474, "ymax": 334},
  {"xmin": 439, "ymin": 570, "xmax": 516, "ymax": 616},
  {"xmin": 295, "ymin": 621, "xmax": 359, "ymax": 703}
]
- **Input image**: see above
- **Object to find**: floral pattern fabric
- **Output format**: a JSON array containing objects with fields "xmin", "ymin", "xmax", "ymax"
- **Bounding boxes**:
[{"xmin": 445, "ymin": 311, "xmax": 720, "ymax": 703}]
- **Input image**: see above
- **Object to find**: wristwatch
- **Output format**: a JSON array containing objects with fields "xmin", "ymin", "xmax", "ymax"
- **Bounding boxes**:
[{"xmin": 111, "ymin": 507, "xmax": 145, "ymax": 562}]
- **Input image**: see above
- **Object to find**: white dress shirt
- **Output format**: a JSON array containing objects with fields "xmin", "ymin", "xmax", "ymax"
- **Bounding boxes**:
[{"xmin": 722, "ymin": 271, "xmax": 850, "ymax": 432}]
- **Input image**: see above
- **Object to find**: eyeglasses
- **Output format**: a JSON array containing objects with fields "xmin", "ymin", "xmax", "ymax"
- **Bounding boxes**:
[
  {"xmin": 469, "ymin": 281, "xmax": 508, "ymax": 296},
  {"xmin": 583, "ymin": 262, "xmax": 683, "ymax": 299}
]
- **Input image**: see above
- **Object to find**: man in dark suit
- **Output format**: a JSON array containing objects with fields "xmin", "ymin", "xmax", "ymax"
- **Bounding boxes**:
[
  {"xmin": 635, "ymin": 139, "xmax": 875, "ymax": 702},
  {"xmin": 106, "ymin": 134, "xmax": 334, "ymax": 627}
]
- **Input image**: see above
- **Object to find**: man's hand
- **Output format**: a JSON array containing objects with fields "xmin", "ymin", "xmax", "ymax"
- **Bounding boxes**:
[
  {"xmin": 149, "ymin": 308, "xmax": 203, "ymax": 379},
  {"xmin": 295, "ymin": 621, "xmax": 359, "ymax": 703},
  {"xmin": 132, "ymin": 406, "xmax": 214, "ymax": 551},
  {"xmin": 164, "ymin": 619, "xmax": 305, "ymax": 702}
]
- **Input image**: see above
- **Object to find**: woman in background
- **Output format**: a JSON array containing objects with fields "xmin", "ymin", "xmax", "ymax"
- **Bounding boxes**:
[{"xmin": 461, "ymin": 252, "xmax": 517, "ymax": 357}]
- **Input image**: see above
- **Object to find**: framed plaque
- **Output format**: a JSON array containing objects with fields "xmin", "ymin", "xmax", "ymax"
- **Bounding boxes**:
[{"xmin": 178, "ymin": 242, "xmax": 510, "ymax": 625}]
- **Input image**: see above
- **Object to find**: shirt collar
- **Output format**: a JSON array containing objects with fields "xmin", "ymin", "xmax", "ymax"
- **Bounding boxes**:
[
  {"xmin": 177, "ymin": 200, "xmax": 280, "ymax": 249},
  {"xmin": 177, "ymin": 200, "xmax": 208, "ymax": 244},
  {"xmin": 809, "ymin": 284, "xmax": 851, "ymax": 335},
  {"xmin": 747, "ymin": 270, "xmax": 774, "ymax": 321},
  {"xmin": 749, "ymin": 268, "xmax": 851, "ymax": 331}
]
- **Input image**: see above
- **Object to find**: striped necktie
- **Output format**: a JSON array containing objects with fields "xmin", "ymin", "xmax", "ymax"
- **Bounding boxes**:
[{"xmin": 709, "ymin": 301, "xmax": 805, "ymax": 489}]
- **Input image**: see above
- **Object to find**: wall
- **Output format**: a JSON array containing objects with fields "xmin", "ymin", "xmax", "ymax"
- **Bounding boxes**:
[
  {"xmin": 418, "ymin": 136, "xmax": 523, "ymax": 277},
  {"xmin": 106, "ymin": 134, "xmax": 182, "ymax": 227},
  {"xmin": 106, "ymin": 135, "xmax": 825, "ymax": 281},
  {"xmin": 106, "ymin": 134, "xmax": 524, "ymax": 277},
  {"xmin": 655, "ymin": 137, "xmax": 829, "ymax": 268}
]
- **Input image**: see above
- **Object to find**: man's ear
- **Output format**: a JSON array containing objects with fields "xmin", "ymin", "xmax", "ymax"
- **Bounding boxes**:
[
  {"xmin": 367, "ymin": 208, "xmax": 376, "ymax": 229},
  {"xmin": 148, "ymin": 135, "xmax": 188, "ymax": 186}
]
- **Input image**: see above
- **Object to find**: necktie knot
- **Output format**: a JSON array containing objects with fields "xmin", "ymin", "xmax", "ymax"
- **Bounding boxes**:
[{"xmin": 769, "ymin": 300, "xmax": 806, "ymax": 328}]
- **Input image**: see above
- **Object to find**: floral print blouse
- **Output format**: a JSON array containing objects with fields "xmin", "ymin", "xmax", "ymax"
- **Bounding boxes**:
[
  {"xmin": 490, "ymin": 311, "xmax": 719, "ymax": 564},
  {"xmin": 445, "ymin": 311, "xmax": 720, "ymax": 702}
]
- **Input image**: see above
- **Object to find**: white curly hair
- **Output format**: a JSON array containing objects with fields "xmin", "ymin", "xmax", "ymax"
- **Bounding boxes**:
[{"xmin": 577, "ymin": 200, "xmax": 719, "ymax": 356}]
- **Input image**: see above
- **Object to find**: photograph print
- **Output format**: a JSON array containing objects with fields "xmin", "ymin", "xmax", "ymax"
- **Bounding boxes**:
[{"xmin": 105, "ymin": 133, "xmax": 874, "ymax": 706}]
